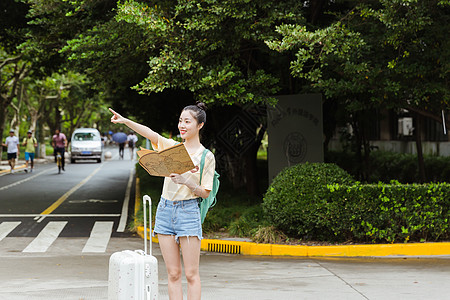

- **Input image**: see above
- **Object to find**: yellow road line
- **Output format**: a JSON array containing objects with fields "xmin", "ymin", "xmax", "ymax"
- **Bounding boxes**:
[{"xmin": 39, "ymin": 165, "xmax": 104, "ymax": 216}]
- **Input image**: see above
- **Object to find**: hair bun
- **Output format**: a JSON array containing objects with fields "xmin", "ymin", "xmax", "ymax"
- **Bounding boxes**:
[{"xmin": 196, "ymin": 101, "xmax": 207, "ymax": 111}]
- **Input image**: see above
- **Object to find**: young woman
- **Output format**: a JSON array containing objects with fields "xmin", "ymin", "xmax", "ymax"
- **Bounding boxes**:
[{"xmin": 109, "ymin": 103, "xmax": 215, "ymax": 300}]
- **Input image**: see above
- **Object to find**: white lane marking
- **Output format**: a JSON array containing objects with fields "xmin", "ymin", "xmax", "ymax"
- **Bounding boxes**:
[
  {"xmin": 0, "ymin": 214, "xmax": 120, "ymax": 218},
  {"xmin": 0, "ymin": 222, "xmax": 21, "ymax": 241},
  {"xmin": 0, "ymin": 214, "xmax": 121, "ymax": 218},
  {"xmin": 116, "ymin": 167, "xmax": 134, "ymax": 232},
  {"xmin": 0, "ymin": 169, "xmax": 51, "ymax": 191},
  {"xmin": 23, "ymin": 221, "xmax": 67, "ymax": 253},
  {"xmin": 82, "ymin": 221, "xmax": 114, "ymax": 253},
  {"xmin": 68, "ymin": 199, "xmax": 118, "ymax": 204}
]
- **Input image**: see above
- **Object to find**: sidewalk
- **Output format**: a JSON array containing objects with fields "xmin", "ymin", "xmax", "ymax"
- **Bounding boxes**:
[
  {"xmin": 1, "ymin": 239, "xmax": 449, "ymax": 300},
  {"xmin": 0, "ymin": 157, "xmax": 51, "ymax": 174},
  {"xmin": 191, "ymin": 254, "xmax": 450, "ymax": 300}
]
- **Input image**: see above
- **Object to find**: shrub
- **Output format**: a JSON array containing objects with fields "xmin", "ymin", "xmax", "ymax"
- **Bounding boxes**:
[
  {"xmin": 262, "ymin": 163, "xmax": 355, "ymax": 239},
  {"xmin": 263, "ymin": 162, "xmax": 450, "ymax": 243}
]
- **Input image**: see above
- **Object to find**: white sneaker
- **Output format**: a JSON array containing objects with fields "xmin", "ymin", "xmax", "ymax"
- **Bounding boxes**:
[{"xmin": 10, "ymin": 169, "xmax": 14, "ymax": 174}]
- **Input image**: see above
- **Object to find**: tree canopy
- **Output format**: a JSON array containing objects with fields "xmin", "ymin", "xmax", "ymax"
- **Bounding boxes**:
[{"xmin": 1, "ymin": 0, "xmax": 449, "ymax": 187}]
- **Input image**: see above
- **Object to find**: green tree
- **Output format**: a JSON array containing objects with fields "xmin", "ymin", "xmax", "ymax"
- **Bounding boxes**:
[
  {"xmin": 49, "ymin": 0, "xmax": 306, "ymax": 194},
  {"xmin": 0, "ymin": 50, "xmax": 31, "ymax": 156},
  {"xmin": 267, "ymin": 0, "xmax": 450, "ymax": 181}
]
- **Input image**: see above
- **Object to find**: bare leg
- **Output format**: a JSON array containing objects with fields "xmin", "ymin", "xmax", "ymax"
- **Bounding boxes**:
[
  {"xmin": 179, "ymin": 236, "xmax": 201, "ymax": 300},
  {"xmin": 158, "ymin": 234, "xmax": 183, "ymax": 300},
  {"xmin": 9, "ymin": 159, "xmax": 15, "ymax": 171}
]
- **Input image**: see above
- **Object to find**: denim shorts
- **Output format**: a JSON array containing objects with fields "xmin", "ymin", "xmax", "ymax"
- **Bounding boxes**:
[{"xmin": 153, "ymin": 197, "xmax": 202, "ymax": 243}]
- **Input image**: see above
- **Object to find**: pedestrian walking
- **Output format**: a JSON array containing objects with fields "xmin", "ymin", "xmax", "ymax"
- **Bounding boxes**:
[
  {"xmin": 2, "ymin": 129, "xmax": 20, "ymax": 174},
  {"xmin": 52, "ymin": 129, "xmax": 67, "ymax": 171},
  {"xmin": 110, "ymin": 102, "xmax": 215, "ymax": 300},
  {"xmin": 112, "ymin": 130, "xmax": 127, "ymax": 159},
  {"xmin": 22, "ymin": 130, "xmax": 37, "ymax": 173},
  {"xmin": 127, "ymin": 131, "xmax": 138, "ymax": 160}
]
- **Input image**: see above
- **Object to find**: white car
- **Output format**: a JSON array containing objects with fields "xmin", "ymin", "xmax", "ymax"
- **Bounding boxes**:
[{"xmin": 70, "ymin": 128, "xmax": 102, "ymax": 163}]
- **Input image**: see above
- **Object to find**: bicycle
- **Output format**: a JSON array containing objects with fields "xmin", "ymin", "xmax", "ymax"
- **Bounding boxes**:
[{"xmin": 56, "ymin": 153, "xmax": 62, "ymax": 174}]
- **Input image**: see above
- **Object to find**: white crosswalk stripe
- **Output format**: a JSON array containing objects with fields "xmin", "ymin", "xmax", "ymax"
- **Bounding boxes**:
[
  {"xmin": 0, "ymin": 221, "xmax": 21, "ymax": 241},
  {"xmin": 23, "ymin": 221, "xmax": 68, "ymax": 253},
  {"xmin": 82, "ymin": 221, "xmax": 114, "ymax": 253},
  {"xmin": 0, "ymin": 221, "xmax": 118, "ymax": 253}
]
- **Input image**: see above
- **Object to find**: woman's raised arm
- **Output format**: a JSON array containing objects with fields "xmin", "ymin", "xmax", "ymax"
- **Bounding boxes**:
[{"xmin": 109, "ymin": 108, "xmax": 159, "ymax": 145}]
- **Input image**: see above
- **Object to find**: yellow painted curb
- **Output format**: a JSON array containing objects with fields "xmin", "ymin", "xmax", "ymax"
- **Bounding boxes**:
[
  {"xmin": 134, "ymin": 177, "xmax": 141, "ymax": 216},
  {"xmin": 136, "ymin": 226, "xmax": 450, "ymax": 257},
  {"xmin": 0, "ymin": 164, "xmax": 26, "ymax": 174}
]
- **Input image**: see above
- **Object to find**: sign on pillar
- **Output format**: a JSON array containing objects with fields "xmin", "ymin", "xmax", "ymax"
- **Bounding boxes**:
[{"xmin": 267, "ymin": 94, "xmax": 323, "ymax": 183}]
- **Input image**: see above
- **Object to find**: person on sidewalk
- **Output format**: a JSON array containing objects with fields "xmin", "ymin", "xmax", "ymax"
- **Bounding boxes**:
[
  {"xmin": 2, "ymin": 129, "xmax": 20, "ymax": 174},
  {"xmin": 110, "ymin": 103, "xmax": 215, "ymax": 300},
  {"xmin": 52, "ymin": 128, "xmax": 67, "ymax": 171},
  {"xmin": 127, "ymin": 131, "xmax": 138, "ymax": 160},
  {"xmin": 22, "ymin": 130, "xmax": 38, "ymax": 173}
]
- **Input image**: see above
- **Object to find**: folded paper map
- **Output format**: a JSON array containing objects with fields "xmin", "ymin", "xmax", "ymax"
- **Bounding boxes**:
[{"xmin": 137, "ymin": 143, "xmax": 195, "ymax": 177}]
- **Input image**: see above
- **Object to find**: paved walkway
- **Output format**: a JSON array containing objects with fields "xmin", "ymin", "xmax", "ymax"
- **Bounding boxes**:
[{"xmin": 0, "ymin": 239, "xmax": 449, "ymax": 300}]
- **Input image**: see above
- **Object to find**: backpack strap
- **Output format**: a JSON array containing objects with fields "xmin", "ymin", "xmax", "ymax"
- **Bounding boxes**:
[{"xmin": 199, "ymin": 149, "xmax": 208, "ymax": 186}]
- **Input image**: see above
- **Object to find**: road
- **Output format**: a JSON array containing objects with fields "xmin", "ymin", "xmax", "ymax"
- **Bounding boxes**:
[
  {"xmin": 0, "ymin": 146, "xmax": 135, "ymax": 241},
  {"xmin": 0, "ymin": 146, "xmax": 142, "ymax": 299}
]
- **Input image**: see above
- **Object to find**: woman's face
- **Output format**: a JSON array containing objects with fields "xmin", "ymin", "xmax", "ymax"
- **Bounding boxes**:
[{"xmin": 178, "ymin": 110, "xmax": 203, "ymax": 140}]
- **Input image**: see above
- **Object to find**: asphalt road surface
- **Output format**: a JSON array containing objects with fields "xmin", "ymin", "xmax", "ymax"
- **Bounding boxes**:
[{"xmin": 0, "ymin": 146, "xmax": 136, "ymax": 248}]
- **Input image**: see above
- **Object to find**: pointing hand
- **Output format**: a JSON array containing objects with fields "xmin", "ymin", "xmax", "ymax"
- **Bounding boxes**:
[{"xmin": 109, "ymin": 108, "xmax": 126, "ymax": 124}]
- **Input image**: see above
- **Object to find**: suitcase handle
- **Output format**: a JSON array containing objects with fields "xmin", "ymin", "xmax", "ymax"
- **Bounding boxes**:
[{"xmin": 143, "ymin": 195, "xmax": 152, "ymax": 256}]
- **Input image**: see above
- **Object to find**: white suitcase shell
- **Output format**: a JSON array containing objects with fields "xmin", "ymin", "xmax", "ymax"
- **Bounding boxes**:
[{"xmin": 108, "ymin": 195, "xmax": 158, "ymax": 300}]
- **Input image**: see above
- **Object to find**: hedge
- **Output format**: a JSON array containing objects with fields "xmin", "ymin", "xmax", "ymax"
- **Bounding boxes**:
[{"xmin": 263, "ymin": 163, "xmax": 450, "ymax": 243}]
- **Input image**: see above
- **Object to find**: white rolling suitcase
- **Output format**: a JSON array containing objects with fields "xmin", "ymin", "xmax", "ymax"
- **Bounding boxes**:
[{"xmin": 108, "ymin": 195, "xmax": 158, "ymax": 300}]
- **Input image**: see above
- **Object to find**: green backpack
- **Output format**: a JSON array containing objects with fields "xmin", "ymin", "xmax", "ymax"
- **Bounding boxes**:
[{"xmin": 199, "ymin": 149, "xmax": 220, "ymax": 223}]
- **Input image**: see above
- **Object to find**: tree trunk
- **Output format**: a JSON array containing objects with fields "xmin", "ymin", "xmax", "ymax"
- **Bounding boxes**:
[
  {"xmin": 351, "ymin": 116, "xmax": 363, "ymax": 181},
  {"xmin": 209, "ymin": 105, "xmax": 266, "ymax": 196},
  {"xmin": 0, "ymin": 102, "xmax": 6, "ymax": 161},
  {"xmin": 309, "ymin": 0, "xmax": 327, "ymax": 24},
  {"xmin": 414, "ymin": 113, "xmax": 426, "ymax": 182},
  {"xmin": 9, "ymin": 84, "xmax": 24, "ymax": 134},
  {"xmin": 244, "ymin": 140, "xmax": 260, "ymax": 196},
  {"xmin": 37, "ymin": 119, "xmax": 46, "ymax": 158}
]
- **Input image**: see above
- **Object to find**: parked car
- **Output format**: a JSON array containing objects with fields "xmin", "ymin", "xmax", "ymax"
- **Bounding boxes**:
[{"xmin": 70, "ymin": 128, "xmax": 102, "ymax": 163}]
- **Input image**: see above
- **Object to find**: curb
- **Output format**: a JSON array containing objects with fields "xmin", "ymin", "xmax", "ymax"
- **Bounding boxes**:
[
  {"xmin": 134, "ymin": 177, "xmax": 450, "ymax": 258},
  {"xmin": 136, "ymin": 226, "xmax": 450, "ymax": 257},
  {"xmin": 0, "ymin": 164, "xmax": 26, "ymax": 174}
]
